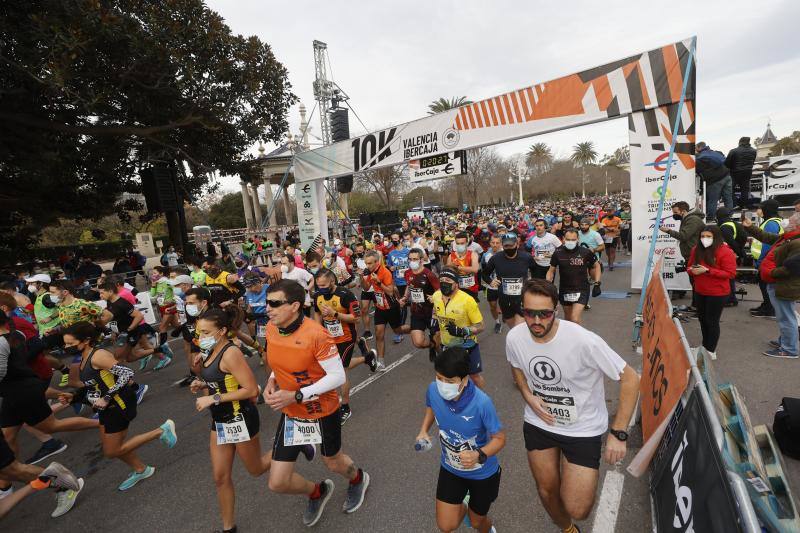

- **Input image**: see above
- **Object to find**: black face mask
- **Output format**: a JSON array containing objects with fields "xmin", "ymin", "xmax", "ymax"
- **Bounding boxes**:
[
  {"xmin": 392, "ymin": 240, "xmax": 400, "ymax": 247},
  {"xmin": 672, "ymin": 214, "xmax": 683, "ymax": 221},
  {"xmin": 440, "ymin": 283, "xmax": 455, "ymax": 296},
  {"xmin": 503, "ymin": 248, "xmax": 517, "ymax": 258},
  {"xmin": 64, "ymin": 345, "xmax": 82, "ymax": 357},
  {"xmin": 354, "ymin": 252, "xmax": 364, "ymax": 258}
]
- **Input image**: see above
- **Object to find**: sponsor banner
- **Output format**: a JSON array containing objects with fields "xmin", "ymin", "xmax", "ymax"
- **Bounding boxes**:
[
  {"xmin": 408, "ymin": 150, "xmax": 467, "ymax": 183},
  {"xmin": 651, "ymin": 388, "xmax": 743, "ymax": 533},
  {"xmin": 764, "ymin": 153, "xmax": 800, "ymax": 196},
  {"xmin": 295, "ymin": 39, "xmax": 695, "ymax": 182},
  {"xmin": 295, "ymin": 181, "xmax": 328, "ymax": 252},
  {"xmin": 629, "ymin": 103, "xmax": 695, "ymax": 290},
  {"xmin": 640, "ymin": 257, "xmax": 691, "ymax": 442}
]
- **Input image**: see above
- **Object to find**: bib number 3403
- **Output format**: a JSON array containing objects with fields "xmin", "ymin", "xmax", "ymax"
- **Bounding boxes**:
[{"xmin": 284, "ymin": 417, "xmax": 322, "ymax": 446}]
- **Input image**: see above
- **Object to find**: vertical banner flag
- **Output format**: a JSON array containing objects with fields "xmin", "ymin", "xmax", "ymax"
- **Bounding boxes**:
[
  {"xmin": 629, "ymin": 103, "xmax": 696, "ymax": 290},
  {"xmin": 295, "ymin": 180, "xmax": 328, "ymax": 252}
]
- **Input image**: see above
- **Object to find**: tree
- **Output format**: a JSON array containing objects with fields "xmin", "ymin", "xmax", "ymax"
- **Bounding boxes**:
[
  {"xmin": 399, "ymin": 185, "xmax": 437, "ymax": 213},
  {"xmin": 427, "ymin": 96, "xmax": 472, "ymax": 115},
  {"xmin": 465, "ymin": 147, "xmax": 503, "ymax": 207},
  {"xmin": 208, "ymin": 193, "xmax": 247, "ymax": 229},
  {"xmin": 355, "ymin": 166, "xmax": 408, "ymax": 209},
  {"xmin": 526, "ymin": 142, "xmax": 554, "ymax": 177},
  {"xmin": 770, "ymin": 131, "xmax": 800, "ymax": 156},
  {"xmin": 570, "ymin": 141, "xmax": 599, "ymax": 198},
  {"xmin": 1, "ymin": 1, "xmax": 297, "ymax": 253}
]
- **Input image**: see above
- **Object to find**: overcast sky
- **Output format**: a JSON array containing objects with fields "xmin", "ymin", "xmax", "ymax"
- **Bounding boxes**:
[{"xmin": 205, "ymin": 0, "xmax": 800, "ymax": 194}]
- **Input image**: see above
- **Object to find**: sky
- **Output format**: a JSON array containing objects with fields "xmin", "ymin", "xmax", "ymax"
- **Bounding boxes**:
[{"xmin": 205, "ymin": 0, "xmax": 800, "ymax": 195}]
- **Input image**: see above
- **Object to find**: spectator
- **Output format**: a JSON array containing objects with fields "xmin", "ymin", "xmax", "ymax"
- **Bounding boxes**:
[
  {"xmin": 715, "ymin": 207, "xmax": 746, "ymax": 307},
  {"xmin": 695, "ymin": 142, "xmax": 732, "ymax": 220},
  {"xmin": 749, "ymin": 199, "xmax": 783, "ymax": 318},
  {"xmin": 743, "ymin": 213, "xmax": 800, "ymax": 359},
  {"xmin": 74, "ymin": 257, "xmax": 102, "ymax": 282},
  {"xmin": 687, "ymin": 225, "xmax": 737, "ymax": 360},
  {"xmin": 659, "ymin": 200, "xmax": 705, "ymax": 310},
  {"xmin": 725, "ymin": 137, "xmax": 757, "ymax": 209}
]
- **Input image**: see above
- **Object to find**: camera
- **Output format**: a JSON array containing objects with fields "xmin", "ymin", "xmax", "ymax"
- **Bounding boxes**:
[{"xmin": 674, "ymin": 260, "xmax": 687, "ymax": 273}]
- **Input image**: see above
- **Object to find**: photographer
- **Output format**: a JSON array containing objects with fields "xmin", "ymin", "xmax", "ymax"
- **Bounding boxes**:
[
  {"xmin": 659, "ymin": 201, "xmax": 705, "ymax": 308},
  {"xmin": 687, "ymin": 226, "xmax": 736, "ymax": 360}
]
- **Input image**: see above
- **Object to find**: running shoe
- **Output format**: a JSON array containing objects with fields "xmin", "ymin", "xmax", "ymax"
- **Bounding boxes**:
[
  {"xmin": 362, "ymin": 330, "xmax": 373, "ymax": 340},
  {"xmin": 342, "ymin": 470, "xmax": 370, "ymax": 513},
  {"xmin": 35, "ymin": 462, "xmax": 80, "ymax": 492},
  {"xmin": 340, "ymin": 405, "xmax": 352, "ymax": 426},
  {"xmin": 153, "ymin": 354, "xmax": 173, "ymax": 371},
  {"xmin": 365, "ymin": 349, "xmax": 378, "ymax": 372},
  {"xmin": 135, "ymin": 384, "xmax": 149, "ymax": 405},
  {"xmin": 493, "ymin": 321, "xmax": 501, "ymax": 334},
  {"xmin": 52, "ymin": 478, "xmax": 84, "ymax": 518},
  {"xmin": 763, "ymin": 348, "xmax": 799, "ymax": 359},
  {"xmin": 769, "ymin": 340, "xmax": 781, "ymax": 349},
  {"xmin": 392, "ymin": 334, "xmax": 403, "ymax": 344},
  {"xmin": 139, "ymin": 354, "xmax": 153, "ymax": 371},
  {"xmin": 159, "ymin": 419, "xmax": 177, "ymax": 448},
  {"xmin": 0, "ymin": 486, "xmax": 13, "ymax": 499},
  {"xmin": 357, "ymin": 336, "xmax": 369, "ymax": 356},
  {"xmin": 59, "ymin": 374, "xmax": 69, "ymax": 387},
  {"xmin": 301, "ymin": 444, "xmax": 316, "ymax": 462},
  {"xmin": 751, "ymin": 308, "xmax": 776, "ymax": 318},
  {"xmin": 118, "ymin": 465, "xmax": 155, "ymax": 491},
  {"xmin": 303, "ymin": 479, "xmax": 334, "ymax": 527},
  {"xmin": 375, "ymin": 359, "xmax": 387, "ymax": 372},
  {"xmin": 25, "ymin": 438, "xmax": 68, "ymax": 465},
  {"xmin": 160, "ymin": 342, "xmax": 175, "ymax": 359}
]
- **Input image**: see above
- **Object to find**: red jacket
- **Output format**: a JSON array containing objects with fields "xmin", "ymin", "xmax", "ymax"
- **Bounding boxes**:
[{"xmin": 688, "ymin": 243, "xmax": 737, "ymax": 296}]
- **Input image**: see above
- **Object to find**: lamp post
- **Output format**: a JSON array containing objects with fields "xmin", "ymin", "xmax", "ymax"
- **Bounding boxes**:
[
  {"xmin": 508, "ymin": 177, "xmax": 514, "ymax": 205},
  {"xmin": 515, "ymin": 159, "xmax": 526, "ymax": 207}
]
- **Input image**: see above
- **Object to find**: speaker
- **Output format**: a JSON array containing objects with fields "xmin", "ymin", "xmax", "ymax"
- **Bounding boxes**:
[
  {"xmin": 330, "ymin": 108, "xmax": 350, "ymax": 142},
  {"xmin": 139, "ymin": 166, "xmax": 178, "ymax": 213},
  {"xmin": 336, "ymin": 175, "xmax": 353, "ymax": 193}
]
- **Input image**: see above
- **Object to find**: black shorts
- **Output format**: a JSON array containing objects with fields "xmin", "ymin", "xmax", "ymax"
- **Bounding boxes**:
[
  {"xmin": 486, "ymin": 287, "xmax": 499, "ymax": 302},
  {"xmin": 374, "ymin": 305, "xmax": 403, "ymax": 328},
  {"xmin": 410, "ymin": 314, "xmax": 435, "ymax": 332},
  {"xmin": 360, "ymin": 291, "xmax": 375, "ymax": 302},
  {"xmin": 523, "ymin": 422, "xmax": 602, "ymax": 469},
  {"xmin": 396, "ymin": 284, "xmax": 407, "ymax": 299},
  {"xmin": 272, "ymin": 411, "xmax": 341, "ymax": 462},
  {"xmin": 498, "ymin": 296, "xmax": 523, "ymax": 320},
  {"xmin": 558, "ymin": 289, "xmax": 590, "ymax": 307},
  {"xmin": 0, "ymin": 431, "xmax": 14, "ymax": 470},
  {"xmin": 436, "ymin": 466, "xmax": 502, "ymax": 516},
  {"xmin": 337, "ymin": 341, "xmax": 356, "ymax": 368},
  {"xmin": 0, "ymin": 380, "xmax": 52, "ymax": 428},
  {"xmin": 209, "ymin": 403, "xmax": 260, "ymax": 439},
  {"xmin": 532, "ymin": 263, "xmax": 550, "ymax": 279},
  {"xmin": 465, "ymin": 344, "xmax": 482, "ymax": 375},
  {"xmin": 98, "ymin": 387, "xmax": 138, "ymax": 434}
]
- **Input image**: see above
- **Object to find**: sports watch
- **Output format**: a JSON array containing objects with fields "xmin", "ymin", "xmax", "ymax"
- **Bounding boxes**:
[
  {"xmin": 609, "ymin": 428, "xmax": 628, "ymax": 441},
  {"xmin": 295, "ymin": 390, "xmax": 304, "ymax": 404},
  {"xmin": 477, "ymin": 449, "xmax": 488, "ymax": 465},
  {"xmin": 212, "ymin": 393, "xmax": 221, "ymax": 405}
]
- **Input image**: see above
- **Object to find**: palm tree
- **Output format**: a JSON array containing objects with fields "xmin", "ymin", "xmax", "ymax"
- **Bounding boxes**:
[
  {"xmin": 526, "ymin": 142, "xmax": 553, "ymax": 177},
  {"xmin": 570, "ymin": 141, "xmax": 598, "ymax": 198},
  {"xmin": 428, "ymin": 96, "xmax": 472, "ymax": 115}
]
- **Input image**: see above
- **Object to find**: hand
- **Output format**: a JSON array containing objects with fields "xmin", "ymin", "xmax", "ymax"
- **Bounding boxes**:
[
  {"xmin": 691, "ymin": 265, "xmax": 708, "ymax": 275},
  {"xmin": 592, "ymin": 282, "xmax": 602, "ymax": 297},
  {"xmin": 320, "ymin": 305, "xmax": 335, "ymax": 318},
  {"xmin": 265, "ymin": 388, "xmax": 296, "ymax": 411},
  {"xmin": 195, "ymin": 395, "xmax": 215, "ymax": 412},
  {"xmin": 93, "ymin": 397, "xmax": 109, "ymax": 410},
  {"xmin": 658, "ymin": 225, "xmax": 670, "ymax": 233},
  {"xmin": 398, "ymin": 297, "xmax": 407, "ymax": 306},
  {"xmin": 415, "ymin": 431, "xmax": 430, "ymax": 443},
  {"xmin": 58, "ymin": 392, "xmax": 73, "ymax": 405},
  {"xmin": 264, "ymin": 377, "xmax": 278, "ymax": 396},
  {"xmin": 189, "ymin": 379, "xmax": 206, "ymax": 394},
  {"xmin": 192, "ymin": 353, "xmax": 204, "ymax": 367},
  {"xmin": 527, "ymin": 395, "xmax": 556, "ymax": 425},
  {"xmin": 742, "ymin": 216, "xmax": 752, "ymax": 228},
  {"xmin": 446, "ymin": 324, "xmax": 469, "ymax": 337},
  {"xmin": 458, "ymin": 450, "xmax": 480, "ymax": 469},
  {"xmin": 490, "ymin": 278, "xmax": 501, "ymax": 289},
  {"xmin": 604, "ymin": 433, "xmax": 627, "ymax": 465}
]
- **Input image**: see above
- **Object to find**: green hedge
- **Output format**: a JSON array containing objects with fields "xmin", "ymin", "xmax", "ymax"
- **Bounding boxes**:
[{"xmin": 6, "ymin": 236, "xmax": 169, "ymax": 267}]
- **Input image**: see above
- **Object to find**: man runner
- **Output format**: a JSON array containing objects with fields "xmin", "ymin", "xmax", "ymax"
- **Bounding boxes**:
[
  {"xmin": 506, "ymin": 279, "xmax": 639, "ymax": 533},
  {"xmin": 446, "ymin": 232, "xmax": 481, "ymax": 302},
  {"xmin": 483, "ymin": 233, "xmax": 538, "ymax": 330},
  {"xmin": 361, "ymin": 250, "xmax": 403, "ymax": 371},
  {"xmin": 526, "ymin": 220, "xmax": 561, "ymax": 279},
  {"xmin": 547, "ymin": 228, "xmax": 601, "ymax": 325},
  {"xmin": 481, "ymin": 235, "xmax": 503, "ymax": 334},
  {"xmin": 398, "ymin": 248, "xmax": 439, "ymax": 361}
]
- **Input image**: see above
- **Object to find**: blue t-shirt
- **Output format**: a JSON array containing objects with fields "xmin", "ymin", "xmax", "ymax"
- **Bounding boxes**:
[
  {"xmin": 244, "ymin": 286, "xmax": 268, "ymax": 323},
  {"xmin": 387, "ymin": 247, "xmax": 411, "ymax": 286},
  {"xmin": 425, "ymin": 380, "xmax": 502, "ymax": 480}
]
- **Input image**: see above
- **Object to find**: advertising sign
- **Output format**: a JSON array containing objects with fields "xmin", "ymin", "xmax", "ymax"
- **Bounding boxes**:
[
  {"xmin": 295, "ymin": 180, "xmax": 328, "ymax": 252},
  {"xmin": 764, "ymin": 154, "xmax": 800, "ymax": 196},
  {"xmin": 408, "ymin": 150, "xmax": 467, "ymax": 183}
]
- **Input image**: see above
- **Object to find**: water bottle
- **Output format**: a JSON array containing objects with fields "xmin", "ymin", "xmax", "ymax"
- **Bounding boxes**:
[{"xmin": 414, "ymin": 438, "xmax": 432, "ymax": 452}]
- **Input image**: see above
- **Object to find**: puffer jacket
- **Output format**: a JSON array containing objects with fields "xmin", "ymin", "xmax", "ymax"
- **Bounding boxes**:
[
  {"xmin": 725, "ymin": 143, "xmax": 757, "ymax": 182},
  {"xmin": 745, "ymin": 225, "xmax": 800, "ymax": 301}
]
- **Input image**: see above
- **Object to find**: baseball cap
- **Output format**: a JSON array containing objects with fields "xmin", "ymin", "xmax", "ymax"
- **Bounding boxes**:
[
  {"xmin": 168, "ymin": 275, "xmax": 193, "ymax": 286},
  {"xmin": 501, "ymin": 232, "xmax": 518, "ymax": 243},
  {"xmin": 25, "ymin": 273, "xmax": 51, "ymax": 284}
]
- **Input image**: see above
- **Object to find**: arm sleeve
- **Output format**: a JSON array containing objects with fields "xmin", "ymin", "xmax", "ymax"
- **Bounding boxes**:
[
  {"xmin": 300, "ymin": 354, "xmax": 346, "ymax": 399},
  {"xmin": 105, "ymin": 364, "xmax": 134, "ymax": 396}
]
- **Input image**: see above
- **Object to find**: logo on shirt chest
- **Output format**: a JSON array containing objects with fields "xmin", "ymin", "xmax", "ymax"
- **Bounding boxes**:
[{"xmin": 530, "ymin": 356, "xmax": 561, "ymax": 384}]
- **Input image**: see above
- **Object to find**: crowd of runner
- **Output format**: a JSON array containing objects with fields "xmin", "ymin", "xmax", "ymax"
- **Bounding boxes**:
[{"xmin": 1, "ymin": 194, "xmax": 640, "ymax": 533}]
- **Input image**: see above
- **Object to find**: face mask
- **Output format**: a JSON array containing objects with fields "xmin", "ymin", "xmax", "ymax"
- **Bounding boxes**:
[
  {"xmin": 672, "ymin": 214, "xmax": 683, "ymax": 221},
  {"xmin": 188, "ymin": 265, "xmax": 195, "ymax": 272},
  {"xmin": 440, "ymin": 283, "xmax": 455, "ymax": 296},
  {"xmin": 64, "ymin": 345, "xmax": 82, "ymax": 357},
  {"xmin": 206, "ymin": 269, "xmax": 220, "ymax": 278},
  {"xmin": 392, "ymin": 240, "xmax": 400, "ymax": 247},
  {"xmin": 173, "ymin": 287, "xmax": 184, "ymax": 298},
  {"xmin": 455, "ymin": 244, "xmax": 467, "ymax": 254},
  {"xmin": 28, "ymin": 284, "xmax": 38, "ymax": 294},
  {"xmin": 700, "ymin": 237, "xmax": 713, "ymax": 248},
  {"xmin": 409, "ymin": 260, "xmax": 421, "ymax": 270},
  {"xmin": 557, "ymin": 216, "xmax": 563, "ymax": 222},
  {"xmin": 198, "ymin": 335, "xmax": 218, "ymax": 352},
  {"xmin": 317, "ymin": 287, "xmax": 332, "ymax": 297},
  {"xmin": 436, "ymin": 378, "xmax": 463, "ymax": 401},
  {"xmin": 186, "ymin": 304, "xmax": 200, "ymax": 317},
  {"xmin": 355, "ymin": 252, "xmax": 364, "ymax": 259},
  {"xmin": 309, "ymin": 266, "xmax": 319, "ymax": 274},
  {"xmin": 49, "ymin": 293, "xmax": 61, "ymax": 304},
  {"xmin": 564, "ymin": 241, "xmax": 577, "ymax": 250},
  {"xmin": 503, "ymin": 248, "xmax": 517, "ymax": 258},
  {"xmin": 280, "ymin": 264, "xmax": 289, "ymax": 273}
]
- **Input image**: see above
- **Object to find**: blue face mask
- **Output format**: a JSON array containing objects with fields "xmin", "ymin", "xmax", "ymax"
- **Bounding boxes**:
[
  {"xmin": 317, "ymin": 287, "xmax": 332, "ymax": 297},
  {"xmin": 173, "ymin": 287, "xmax": 184, "ymax": 298}
]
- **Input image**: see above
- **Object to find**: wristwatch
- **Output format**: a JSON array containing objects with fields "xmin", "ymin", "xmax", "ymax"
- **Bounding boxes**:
[
  {"xmin": 609, "ymin": 428, "xmax": 628, "ymax": 441},
  {"xmin": 295, "ymin": 390, "xmax": 304, "ymax": 404},
  {"xmin": 212, "ymin": 393, "xmax": 221, "ymax": 405},
  {"xmin": 477, "ymin": 449, "xmax": 488, "ymax": 465}
]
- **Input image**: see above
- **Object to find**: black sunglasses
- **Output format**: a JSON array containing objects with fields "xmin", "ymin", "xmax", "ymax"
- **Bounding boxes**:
[
  {"xmin": 266, "ymin": 299, "xmax": 289, "ymax": 308},
  {"xmin": 522, "ymin": 308, "xmax": 555, "ymax": 319}
]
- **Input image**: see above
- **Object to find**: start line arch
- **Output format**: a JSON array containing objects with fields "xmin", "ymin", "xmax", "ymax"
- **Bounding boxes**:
[{"xmin": 295, "ymin": 37, "xmax": 697, "ymax": 290}]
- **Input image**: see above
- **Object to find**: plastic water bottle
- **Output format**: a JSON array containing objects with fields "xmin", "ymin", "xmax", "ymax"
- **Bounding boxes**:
[{"xmin": 414, "ymin": 438, "xmax": 432, "ymax": 452}]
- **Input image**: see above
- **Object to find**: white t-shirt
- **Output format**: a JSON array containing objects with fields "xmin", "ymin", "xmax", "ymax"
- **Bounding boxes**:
[
  {"xmin": 505, "ymin": 320, "xmax": 627, "ymax": 437},
  {"xmin": 527, "ymin": 233, "xmax": 562, "ymax": 267},
  {"xmin": 282, "ymin": 267, "xmax": 313, "ymax": 306}
]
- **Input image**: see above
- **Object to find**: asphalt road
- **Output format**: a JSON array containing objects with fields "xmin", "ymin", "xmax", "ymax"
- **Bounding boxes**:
[{"xmin": 5, "ymin": 261, "xmax": 798, "ymax": 532}]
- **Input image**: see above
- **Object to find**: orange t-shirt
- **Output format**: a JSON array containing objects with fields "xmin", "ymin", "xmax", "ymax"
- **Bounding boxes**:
[
  {"xmin": 266, "ymin": 318, "xmax": 340, "ymax": 419},
  {"xmin": 602, "ymin": 216, "xmax": 622, "ymax": 238},
  {"xmin": 367, "ymin": 264, "xmax": 395, "ymax": 310}
]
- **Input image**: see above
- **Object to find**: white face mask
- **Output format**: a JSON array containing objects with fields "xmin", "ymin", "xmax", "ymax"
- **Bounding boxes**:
[
  {"xmin": 409, "ymin": 260, "xmax": 421, "ymax": 271},
  {"xmin": 198, "ymin": 336, "xmax": 218, "ymax": 352},
  {"xmin": 436, "ymin": 378, "xmax": 464, "ymax": 401},
  {"xmin": 564, "ymin": 240, "xmax": 577, "ymax": 250},
  {"xmin": 49, "ymin": 293, "xmax": 61, "ymax": 304},
  {"xmin": 455, "ymin": 244, "xmax": 467, "ymax": 254},
  {"xmin": 28, "ymin": 284, "xmax": 38, "ymax": 294},
  {"xmin": 280, "ymin": 264, "xmax": 289, "ymax": 273},
  {"xmin": 700, "ymin": 237, "xmax": 713, "ymax": 248},
  {"xmin": 186, "ymin": 304, "xmax": 200, "ymax": 317}
]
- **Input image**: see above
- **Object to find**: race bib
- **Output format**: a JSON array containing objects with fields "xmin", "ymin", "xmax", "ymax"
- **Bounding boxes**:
[
  {"xmin": 108, "ymin": 321, "xmax": 119, "ymax": 334},
  {"xmin": 397, "ymin": 268, "xmax": 408, "ymax": 279},
  {"xmin": 440, "ymin": 433, "xmax": 481, "ymax": 472},
  {"xmin": 283, "ymin": 417, "xmax": 322, "ymax": 446},
  {"xmin": 537, "ymin": 392, "xmax": 578, "ymax": 426},
  {"xmin": 324, "ymin": 320, "xmax": 344, "ymax": 337},
  {"xmin": 502, "ymin": 278, "xmax": 523, "ymax": 296},
  {"xmin": 87, "ymin": 388, "xmax": 101, "ymax": 404},
  {"xmin": 215, "ymin": 414, "xmax": 251, "ymax": 445},
  {"xmin": 410, "ymin": 288, "xmax": 425, "ymax": 303},
  {"xmin": 375, "ymin": 292, "xmax": 386, "ymax": 307},
  {"xmin": 256, "ymin": 323, "xmax": 267, "ymax": 338},
  {"xmin": 458, "ymin": 275, "xmax": 474, "ymax": 289},
  {"xmin": 563, "ymin": 292, "xmax": 581, "ymax": 302},
  {"xmin": 156, "ymin": 296, "xmax": 165, "ymax": 306}
]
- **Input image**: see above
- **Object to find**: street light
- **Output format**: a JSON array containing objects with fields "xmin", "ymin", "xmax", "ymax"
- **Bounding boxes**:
[
  {"xmin": 514, "ymin": 158, "xmax": 526, "ymax": 207},
  {"xmin": 508, "ymin": 177, "xmax": 514, "ymax": 205}
]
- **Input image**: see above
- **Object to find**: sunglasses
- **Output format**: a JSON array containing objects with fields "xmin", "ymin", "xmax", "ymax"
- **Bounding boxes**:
[
  {"xmin": 266, "ymin": 299, "xmax": 289, "ymax": 308},
  {"xmin": 522, "ymin": 308, "xmax": 555, "ymax": 319}
]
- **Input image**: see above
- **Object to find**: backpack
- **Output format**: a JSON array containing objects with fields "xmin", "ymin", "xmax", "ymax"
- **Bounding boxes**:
[{"xmin": 773, "ymin": 397, "xmax": 800, "ymax": 459}]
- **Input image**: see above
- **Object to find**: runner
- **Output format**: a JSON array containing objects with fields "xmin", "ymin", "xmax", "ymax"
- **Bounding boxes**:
[
  {"xmin": 483, "ymin": 232, "xmax": 538, "ymax": 330},
  {"xmin": 398, "ymin": 247, "xmax": 439, "ymax": 361},
  {"xmin": 203, "ymin": 260, "xmax": 260, "ymax": 357},
  {"xmin": 386, "ymin": 231, "xmax": 410, "ymax": 343},
  {"xmin": 600, "ymin": 210, "xmax": 622, "ymax": 271},
  {"xmin": 432, "ymin": 268, "xmax": 486, "ymax": 389},
  {"xmin": 578, "ymin": 219, "xmax": 605, "ymax": 261},
  {"xmin": 63, "ymin": 321, "xmax": 177, "ymax": 491},
  {"xmin": 149, "ymin": 266, "xmax": 180, "ymax": 349},
  {"xmin": 481, "ymin": 235, "xmax": 503, "ymax": 334},
  {"xmin": 189, "ymin": 307, "xmax": 271, "ymax": 533},
  {"xmin": 547, "ymin": 228, "xmax": 602, "ymax": 325},
  {"xmin": 263, "ymin": 279, "xmax": 370, "ymax": 527},
  {"xmin": 279, "ymin": 254, "xmax": 314, "ymax": 316},
  {"xmin": 506, "ymin": 279, "xmax": 639, "ymax": 533},
  {"xmin": 552, "ymin": 213, "xmax": 579, "ymax": 241},
  {"xmin": 242, "ymin": 272, "xmax": 269, "ymax": 349},
  {"xmin": 445, "ymin": 232, "xmax": 481, "ymax": 303},
  {"xmin": 352, "ymin": 242, "xmax": 375, "ymax": 340},
  {"xmin": 312, "ymin": 269, "xmax": 377, "ymax": 425},
  {"xmin": 526, "ymin": 220, "xmax": 561, "ymax": 279},
  {"xmin": 415, "ymin": 346, "xmax": 504, "ymax": 533},
  {"xmin": 361, "ymin": 250, "xmax": 403, "ymax": 371},
  {"xmin": 174, "ymin": 287, "xmax": 211, "ymax": 386}
]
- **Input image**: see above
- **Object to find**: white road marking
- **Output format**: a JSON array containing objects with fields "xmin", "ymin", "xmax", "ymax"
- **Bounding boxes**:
[
  {"xmin": 591, "ymin": 469, "xmax": 625, "ymax": 533},
  {"xmin": 350, "ymin": 350, "xmax": 418, "ymax": 396}
]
